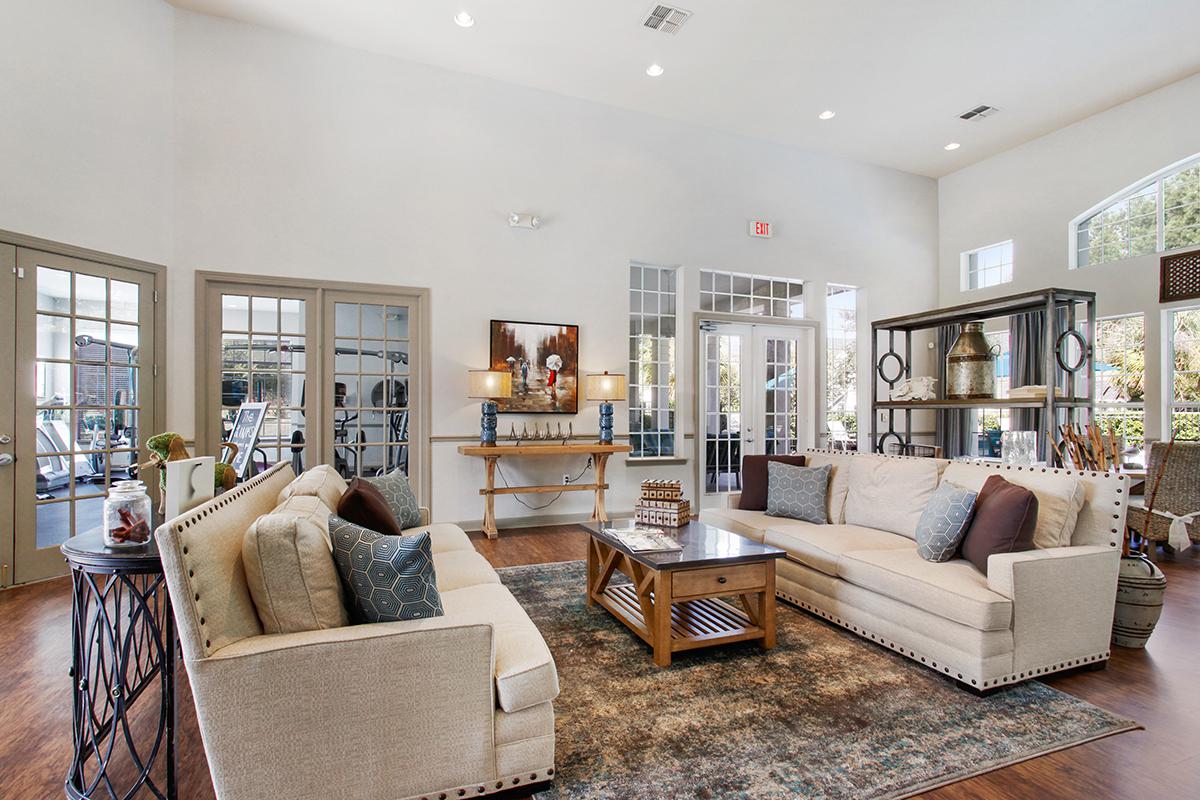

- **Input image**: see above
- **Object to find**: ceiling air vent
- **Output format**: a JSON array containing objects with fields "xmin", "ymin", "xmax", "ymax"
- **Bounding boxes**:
[
  {"xmin": 959, "ymin": 104, "xmax": 999, "ymax": 120},
  {"xmin": 644, "ymin": 4, "xmax": 692, "ymax": 35}
]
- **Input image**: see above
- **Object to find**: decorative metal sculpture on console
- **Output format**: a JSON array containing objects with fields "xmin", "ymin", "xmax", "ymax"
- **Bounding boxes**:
[{"xmin": 945, "ymin": 322, "xmax": 1000, "ymax": 399}]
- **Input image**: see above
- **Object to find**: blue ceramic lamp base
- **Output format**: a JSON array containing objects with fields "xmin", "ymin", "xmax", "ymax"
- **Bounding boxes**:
[
  {"xmin": 598, "ymin": 402, "xmax": 614, "ymax": 444},
  {"xmin": 480, "ymin": 400, "xmax": 498, "ymax": 445}
]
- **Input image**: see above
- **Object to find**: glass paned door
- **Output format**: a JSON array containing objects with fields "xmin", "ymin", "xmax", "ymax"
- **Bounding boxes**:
[
  {"xmin": 13, "ymin": 249, "xmax": 157, "ymax": 584},
  {"xmin": 701, "ymin": 322, "xmax": 813, "ymax": 499},
  {"xmin": 328, "ymin": 296, "xmax": 412, "ymax": 481}
]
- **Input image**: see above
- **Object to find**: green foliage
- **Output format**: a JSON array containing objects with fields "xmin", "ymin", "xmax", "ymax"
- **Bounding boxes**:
[{"xmin": 827, "ymin": 411, "xmax": 857, "ymax": 434}]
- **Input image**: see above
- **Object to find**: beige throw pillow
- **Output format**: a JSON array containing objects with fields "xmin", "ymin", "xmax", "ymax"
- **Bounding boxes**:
[
  {"xmin": 941, "ymin": 463, "xmax": 1086, "ymax": 549},
  {"xmin": 276, "ymin": 464, "xmax": 349, "ymax": 511},
  {"xmin": 843, "ymin": 456, "xmax": 941, "ymax": 539},
  {"xmin": 243, "ymin": 513, "xmax": 350, "ymax": 635}
]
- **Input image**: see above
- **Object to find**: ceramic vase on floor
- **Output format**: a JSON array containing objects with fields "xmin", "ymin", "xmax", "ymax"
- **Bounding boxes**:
[{"xmin": 1111, "ymin": 554, "xmax": 1166, "ymax": 648}]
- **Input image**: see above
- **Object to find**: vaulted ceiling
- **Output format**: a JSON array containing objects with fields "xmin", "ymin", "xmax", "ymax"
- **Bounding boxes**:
[{"xmin": 168, "ymin": 0, "xmax": 1200, "ymax": 177}]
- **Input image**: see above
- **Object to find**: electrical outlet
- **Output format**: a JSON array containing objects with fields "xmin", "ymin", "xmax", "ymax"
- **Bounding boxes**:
[{"xmin": 563, "ymin": 473, "xmax": 571, "ymax": 485}]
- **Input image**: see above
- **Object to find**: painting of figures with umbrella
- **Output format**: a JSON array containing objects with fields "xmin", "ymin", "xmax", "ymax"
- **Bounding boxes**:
[{"xmin": 489, "ymin": 319, "xmax": 579, "ymax": 413}]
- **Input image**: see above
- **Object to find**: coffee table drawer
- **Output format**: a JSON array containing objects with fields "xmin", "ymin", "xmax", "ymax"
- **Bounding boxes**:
[{"xmin": 673, "ymin": 562, "xmax": 767, "ymax": 597}]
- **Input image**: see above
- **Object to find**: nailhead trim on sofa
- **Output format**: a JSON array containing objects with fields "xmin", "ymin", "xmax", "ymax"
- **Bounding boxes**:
[
  {"xmin": 410, "ymin": 768, "xmax": 554, "ymax": 800},
  {"xmin": 775, "ymin": 588, "xmax": 1110, "ymax": 690}
]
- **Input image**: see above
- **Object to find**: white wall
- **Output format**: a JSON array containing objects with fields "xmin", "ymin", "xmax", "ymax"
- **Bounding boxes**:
[
  {"xmin": 938, "ymin": 72, "xmax": 1200, "ymax": 444},
  {"xmin": 2, "ymin": 1, "xmax": 939, "ymax": 528},
  {"xmin": 171, "ymin": 11, "xmax": 938, "ymax": 524},
  {"xmin": 0, "ymin": 0, "xmax": 174, "ymax": 264}
]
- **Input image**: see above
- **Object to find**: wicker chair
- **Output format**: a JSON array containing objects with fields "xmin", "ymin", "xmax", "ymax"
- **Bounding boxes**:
[{"xmin": 1126, "ymin": 441, "xmax": 1200, "ymax": 557}]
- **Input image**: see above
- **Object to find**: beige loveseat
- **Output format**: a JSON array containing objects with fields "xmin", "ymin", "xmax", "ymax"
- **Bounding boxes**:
[
  {"xmin": 700, "ymin": 449, "xmax": 1128, "ymax": 691},
  {"xmin": 156, "ymin": 462, "xmax": 557, "ymax": 800}
]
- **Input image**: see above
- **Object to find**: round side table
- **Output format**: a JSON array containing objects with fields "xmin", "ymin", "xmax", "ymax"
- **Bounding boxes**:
[{"xmin": 61, "ymin": 530, "xmax": 177, "ymax": 800}]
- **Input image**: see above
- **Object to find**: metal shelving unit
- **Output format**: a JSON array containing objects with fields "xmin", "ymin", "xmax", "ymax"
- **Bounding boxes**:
[{"xmin": 870, "ymin": 287, "xmax": 1097, "ymax": 462}]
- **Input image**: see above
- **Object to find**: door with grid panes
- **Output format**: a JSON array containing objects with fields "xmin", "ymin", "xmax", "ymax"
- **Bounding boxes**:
[
  {"xmin": 9, "ymin": 249, "xmax": 158, "ymax": 584},
  {"xmin": 326, "ymin": 295, "xmax": 414, "ymax": 482},
  {"xmin": 213, "ymin": 287, "xmax": 317, "ymax": 476},
  {"xmin": 700, "ymin": 322, "xmax": 811, "ymax": 497}
]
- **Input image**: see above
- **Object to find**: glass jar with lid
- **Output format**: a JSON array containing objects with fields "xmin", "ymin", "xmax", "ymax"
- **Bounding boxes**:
[{"xmin": 103, "ymin": 480, "xmax": 153, "ymax": 548}]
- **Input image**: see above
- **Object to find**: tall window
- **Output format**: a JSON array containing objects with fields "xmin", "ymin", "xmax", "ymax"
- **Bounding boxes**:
[
  {"xmin": 961, "ymin": 241, "xmax": 1014, "ymax": 290},
  {"xmin": 628, "ymin": 263, "xmax": 677, "ymax": 458},
  {"xmin": 1094, "ymin": 315, "xmax": 1145, "ymax": 460},
  {"xmin": 1170, "ymin": 307, "xmax": 1200, "ymax": 440},
  {"xmin": 825, "ymin": 284, "xmax": 858, "ymax": 447},
  {"xmin": 972, "ymin": 330, "xmax": 1011, "ymax": 457},
  {"xmin": 699, "ymin": 270, "xmax": 803, "ymax": 318},
  {"xmin": 1073, "ymin": 153, "xmax": 1200, "ymax": 268}
]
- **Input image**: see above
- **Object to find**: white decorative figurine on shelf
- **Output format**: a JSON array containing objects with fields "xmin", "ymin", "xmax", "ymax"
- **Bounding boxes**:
[{"xmin": 889, "ymin": 376, "xmax": 938, "ymax": 401}]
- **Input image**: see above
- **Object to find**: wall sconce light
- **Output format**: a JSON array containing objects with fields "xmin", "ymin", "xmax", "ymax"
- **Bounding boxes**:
[{"xmin": 508, "ymin": 212, "xmax": 541, "ymax": 229}]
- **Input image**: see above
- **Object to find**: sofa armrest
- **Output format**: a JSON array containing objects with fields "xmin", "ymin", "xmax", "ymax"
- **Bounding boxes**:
[
  {"xmin": 419, "ymin": 506, "xmax": 432, "ymax": 526},
  {"xmin": 987, "ymin": 546, "xmax": 1119, "ymax": 673},
  {"xmin": 190, "ymin": 620, "xmax": 498, "ymax": 799}
]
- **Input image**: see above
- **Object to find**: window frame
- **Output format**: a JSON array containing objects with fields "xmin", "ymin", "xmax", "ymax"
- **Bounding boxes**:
[
  {"xmin": 627, "ymin": 262, "xmax": 679, "ymax": 461},
  {"xmin": 1070, "ymin": 151, "xmax": 1200, "ymax": 269},
  {"xmin": 699, "ymin": 269, "xmax": 804, "ymax": 319},
  {"xmin": 1093, "ymin": 313, "xmax": 1146, "ymax": 456},
  {"xmin": 959, "ymin": 240, "xmax": 1014, "ymax": 291},
  {"xmin": 824, "ymin": 283, "xmax": 858, "ymax": 446},
  {"xmin": 1168, "ymin": 305, "xmax": 1200, "ymax": 441}
]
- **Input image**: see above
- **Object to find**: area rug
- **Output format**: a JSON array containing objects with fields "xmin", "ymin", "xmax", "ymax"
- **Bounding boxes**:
[{"xmin": 497, "ymin": 560, "xmax": 1138, "ymax": 800}]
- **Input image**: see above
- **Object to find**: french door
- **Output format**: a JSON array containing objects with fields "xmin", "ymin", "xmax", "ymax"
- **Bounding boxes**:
[
  {"xmin": 2, "ymin": 244, "xmax": 161, "ymax": 586},
  {"xmin": 700, "ymin": 321, "xmax": 815, "ymax": 496}
]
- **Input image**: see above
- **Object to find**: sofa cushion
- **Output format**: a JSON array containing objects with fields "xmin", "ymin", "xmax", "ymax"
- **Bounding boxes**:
[
  {"xmin": 738, "ymin": 454, "xmax": 807, "ymax": 510},
  {"xmin": 915, "ymin": 482, "xmax": 978, "ymax": 562},
  {"xmin": 401, "ymin": 522, "xmax": 476, "ymax": 553},
  {"xmin": 336, "ymin": 476, "xmax": 403, "ymax": 535},
  {"xmin": 272, "ymin": 494, "xmax": 336, "ymax": 545},
  {"xmin": 837, "ymin": 548, "xmax": 1013, "ymax": 631},
  {"xmin": 766, "ymin": 462, "xmax": 832, "ymax": 524},
  {"xmin": 804, "ymin": 451, "xmax": 871, "ymax": 524},
  {"xmin": 763, "ymin": 523, "xmax": 915, "ymax": 577},
  {"xmin": 843, "ymin": 456, "xmax": 941, "ymax": 539},
  {"xmin": 942, "ymin": 463, "xmax": 1085, "ymax": 549},
  {"xmin": 960, "ymin": 475, "xmax": 1038, "ymax": 575},
  {"xmin": 276, "ymin": 464, "xmax": 348, "ymax": 511},
  {"xmin": 329, "ymin": 516, "xmax": 444, "ymax": 623},
  {"xmin": 242, "ymin": 514, "xmax": 349, "ymax": 635},
  {"xmin": 366, "ymin": 468, "xmax": 423, "ymax": 530},
  {"xmin": 696, "ymin": 508, "xmax": 770, "ymax": 542},
  {"xmin": 440, "ymin": 583, "xmax": 560, "ymax": 713},
  {"xmin": 432, "ymin": 549, "xmax": 502, "ymax": 592}
]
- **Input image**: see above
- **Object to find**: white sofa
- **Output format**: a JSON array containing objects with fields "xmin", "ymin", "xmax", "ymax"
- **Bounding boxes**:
[
  {"xmin": 156, "ymin": 462, "xmax": 557, "ymax": 800},
  {"xmin": 700, "ymin": 449, "xmax": 1128, "ymax": 691}
]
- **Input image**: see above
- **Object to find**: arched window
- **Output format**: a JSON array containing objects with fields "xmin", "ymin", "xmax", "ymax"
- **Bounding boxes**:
[{"xmin": 1071, "ymin": 153, "xmax": 1200, "ymax": 268}]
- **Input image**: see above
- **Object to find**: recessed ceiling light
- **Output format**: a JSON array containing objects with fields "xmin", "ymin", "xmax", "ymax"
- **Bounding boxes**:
[
  {"xmin": 646, "ymin": 63, "xmax": 664, "ymax": 77},
  {"xmin": 818, "ymin": 110, "xmax": 836, "ymax": 120},
  {"xmin": 454, "ymin": 11, "xmax": 474, "ymax": 28},
  {"xmin": 944, "ymin": 142, "xmax": 961, "ymax": 151}
]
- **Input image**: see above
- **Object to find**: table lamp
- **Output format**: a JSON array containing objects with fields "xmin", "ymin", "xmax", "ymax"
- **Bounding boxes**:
[
  {"xmin": 584, "ymin": 371, "xmax": 628, "ymax": 444},
  {"xmin": 467, "ymin": 369, "xmax": 512, "ymax": 446}
]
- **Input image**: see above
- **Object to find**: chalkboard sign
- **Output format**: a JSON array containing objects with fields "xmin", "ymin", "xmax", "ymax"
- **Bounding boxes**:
[{"xmin": 225, "ymin": 402, "xmax": 268, "ymax": 479}]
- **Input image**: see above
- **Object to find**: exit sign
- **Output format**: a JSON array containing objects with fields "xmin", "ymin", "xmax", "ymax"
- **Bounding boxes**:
[{"xmin": 748, "ymin": 220, "xmax": 773, "ymax": 238}]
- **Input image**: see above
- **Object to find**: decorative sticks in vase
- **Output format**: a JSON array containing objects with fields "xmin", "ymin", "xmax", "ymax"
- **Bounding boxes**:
[{"xmin": 1054, "ymin": 423, "xmax": 1122, "ymax": 471}]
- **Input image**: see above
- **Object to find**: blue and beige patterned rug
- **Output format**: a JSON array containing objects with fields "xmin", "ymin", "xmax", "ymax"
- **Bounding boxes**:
[{"xmin": 497, "ymin": 561, "xmax": 1138, "ymax": 800}]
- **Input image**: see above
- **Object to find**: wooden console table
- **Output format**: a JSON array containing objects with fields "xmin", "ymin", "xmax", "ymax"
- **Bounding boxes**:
[{"xmin": 457, "ymin": 443, "xmax": 632, "ymax": 537}]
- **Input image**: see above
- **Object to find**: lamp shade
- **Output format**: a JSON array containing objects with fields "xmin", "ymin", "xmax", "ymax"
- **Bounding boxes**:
[
  {"xmin": 584, "ymin": 372, "xmax": 628, "ymax": 402},
  {"xmin": 467, "ymin": 369, "xmax": 512, "ymax": 399}
]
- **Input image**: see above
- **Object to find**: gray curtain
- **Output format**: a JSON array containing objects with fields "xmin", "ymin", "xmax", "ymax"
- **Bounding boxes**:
[
  {"xmin": 1009, "ymin": 309, "xmax": 1071, "ymax": 435},
  {"xmin": 935, "ymin": 324, "xmax": 972, "ymax": 458}
]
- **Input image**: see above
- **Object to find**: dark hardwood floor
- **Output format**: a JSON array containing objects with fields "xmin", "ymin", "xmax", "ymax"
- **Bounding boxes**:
[{"xmin": 1, "ymin": 524, "xmax": 1195, "ymax": 799}]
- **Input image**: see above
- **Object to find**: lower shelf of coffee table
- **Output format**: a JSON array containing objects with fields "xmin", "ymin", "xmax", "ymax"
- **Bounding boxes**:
[{"xmin": 600, "ymin": 583, "xmax": 764, "ymax": 651}]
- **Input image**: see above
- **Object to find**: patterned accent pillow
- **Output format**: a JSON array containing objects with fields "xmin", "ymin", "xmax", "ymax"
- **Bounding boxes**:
[
  {"xmin": 329, "ymin": 515, "xmax": 443, "ymax": 623},
  {"xmin": 915, "ymin": 482, "xmax": 979, "ymax": 562},
  {"xmin": 765, "ymin": 462, "xmax": 832, "ymax": 524},
  {"xmin": 365, "ymin": 469, "xmax": 422, "ymax": 530}
]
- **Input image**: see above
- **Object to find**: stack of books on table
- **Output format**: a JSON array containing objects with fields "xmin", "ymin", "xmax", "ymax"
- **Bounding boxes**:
[
  {"xmin": 1009, "ymin": 384, "xmax": 1065, "ymax": 400},
  {"xmin": 602, "ymin": 525, "xmax": 683, "ymax": 553}
]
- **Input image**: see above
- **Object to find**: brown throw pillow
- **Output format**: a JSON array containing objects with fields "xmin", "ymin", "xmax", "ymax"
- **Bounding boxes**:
[
  {"xmin": 336, "ymin": 477, "xmax": 403, "ymax": 536},
  {"xmin": 960, "ymin": 474, "xmax": 1038, "ymax": 574},
  {"xmin": 738, "ymin": 455, "xmax": 807, "ymax": 510}
]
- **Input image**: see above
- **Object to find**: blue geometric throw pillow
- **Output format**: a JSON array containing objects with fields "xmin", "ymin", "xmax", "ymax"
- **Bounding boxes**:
[
  {"xmin": 765, "ymin": 461, "xmax": 832, "ymax": 524},
  {"xmin": 365, "ymin": 469, "xmax": 423, "ymax": 530},
  {"xmin": 915, "ymin": 482, "xmax": 978, "ymax": 562},
  {"xmin": 329, "ymin": 515, "xmax": 443, "ymax": 623}
]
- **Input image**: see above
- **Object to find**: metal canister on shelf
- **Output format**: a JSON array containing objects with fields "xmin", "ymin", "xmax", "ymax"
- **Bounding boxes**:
[{"xmin": 946, "ymin": 322, "xmax": 1000, "ymax": 399}]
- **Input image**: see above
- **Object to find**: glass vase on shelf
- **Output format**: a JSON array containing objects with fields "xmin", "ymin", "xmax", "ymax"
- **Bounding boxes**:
[
  {"xmin": 104, "ymin": 480, "xmax": 153, "ymax": 548},
  {"xmin": 1001, "ymin": 431, "xmax": 1038, "ymax": 466}
]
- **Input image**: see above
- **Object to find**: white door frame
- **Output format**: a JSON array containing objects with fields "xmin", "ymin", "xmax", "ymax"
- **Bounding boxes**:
[{"xmin": 692, "ymin": 312, "xmax": 821, "ymax": 510}]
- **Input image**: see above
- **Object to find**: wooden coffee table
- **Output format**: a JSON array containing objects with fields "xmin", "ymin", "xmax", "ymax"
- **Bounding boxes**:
[{"xmin": 582, "ymin": 520, "xmax": 786, "ymax": 666}]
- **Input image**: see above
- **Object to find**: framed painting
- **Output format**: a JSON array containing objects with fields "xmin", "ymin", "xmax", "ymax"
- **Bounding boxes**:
[{"xmin": 489, "ymin": 319, "xmax": 579, "ymax": 413}]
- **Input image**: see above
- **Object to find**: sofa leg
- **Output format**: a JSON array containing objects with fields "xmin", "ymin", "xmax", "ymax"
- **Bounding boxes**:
[{"xmin": 1082, "ymin": 659, "xmax": 1108, "ymax": 672}]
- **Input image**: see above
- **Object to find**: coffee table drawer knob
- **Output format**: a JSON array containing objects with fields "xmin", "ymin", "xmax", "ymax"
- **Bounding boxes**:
[{"xmin": 717, "ymin": 576, "xmax": 727, "ymax": 584}]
